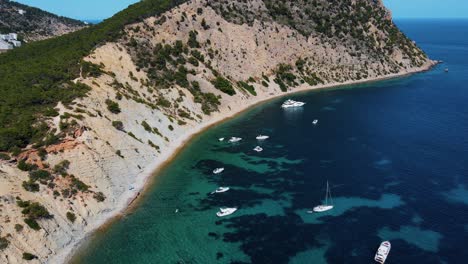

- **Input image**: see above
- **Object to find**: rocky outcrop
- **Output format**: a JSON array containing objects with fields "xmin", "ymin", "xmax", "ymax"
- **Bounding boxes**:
[{"xmin": 0, "ymin": 0, "xmax": 435, "ymax": 263}]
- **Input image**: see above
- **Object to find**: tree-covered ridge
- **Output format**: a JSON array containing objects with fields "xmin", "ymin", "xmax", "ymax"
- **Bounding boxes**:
[
  {"xmin": 0, "ymin": 0, "xmax": 186, "ymax": 152},
  {"xmin": 0, "ymin": 0, "xmax": 85, "ymax": 41}
]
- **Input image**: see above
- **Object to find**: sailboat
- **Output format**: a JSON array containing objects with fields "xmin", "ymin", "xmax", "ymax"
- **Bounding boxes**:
[{"xmin": 310, "ymin": 181, "xmax": 334, "ymax": 213}]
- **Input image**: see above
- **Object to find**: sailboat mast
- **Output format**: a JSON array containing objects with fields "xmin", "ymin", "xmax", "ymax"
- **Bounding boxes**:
[{"xmin": 325, "ymin": 181, "xmax": 328, "ymax": 205}]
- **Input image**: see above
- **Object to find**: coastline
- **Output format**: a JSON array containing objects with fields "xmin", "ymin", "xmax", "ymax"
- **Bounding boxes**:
[{"xmin": 60, "ymin": 61, "xmax": 437, "ymax": 264}]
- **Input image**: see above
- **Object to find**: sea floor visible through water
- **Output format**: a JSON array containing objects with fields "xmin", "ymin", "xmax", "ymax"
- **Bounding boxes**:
[{"xmin": 73, "ymin": 19, "xmax": 468, "ymax": 264}]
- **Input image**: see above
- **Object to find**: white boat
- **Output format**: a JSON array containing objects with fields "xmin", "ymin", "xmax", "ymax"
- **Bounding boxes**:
[
  {"xmin": 213, "ymin": 168, "xmax": 224, "ymax": 174},
  {"xmin": 253, "ymin": 146, "xmax": 263, "ymax": 152},
  {"xmin": 281, "ymin": 99, "xmax": 305, "ymax": 108},
  {"xmin": 256, "ymin": 135, "xmax": 269, "ymax": 140},
  {"xmin": 374, "ymin": 241, "xmax": 391, "ymax": 263},
  {"xmin": 219, "ymin": 137, "xmax": 225, "ymax": 141},
  {"xmin": 216, "ymin": 207, "xmax": 238, "ymax": 217},
  {"xmin": 229, "ymin": 137, "xmax": 242, "ymax": 143},
  {"xmin": 310, "ymin": 181, "xmax": 334, "ymax": 213},
  {"xmin": 313, "ymin": 119, "xmax": 318, "ymax": 125},
  {"xmin": 212, "ymin": 187, "xmax": 230, "ymax": 194}
]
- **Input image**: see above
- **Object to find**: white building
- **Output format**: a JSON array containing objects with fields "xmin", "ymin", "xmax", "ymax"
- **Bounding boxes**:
[
  {"xmin": 18, "ymin": 9, "xmax": 26, "ymax": 15},
  {"xmin": 1, "ymin": 33, "xmax": 18, "ymax": 41},
  {"xmin": 0, "ymin": 39, "xmax": 13, "ymax": 51},
  {"xmin": 0, "ymin": 33, "xmax": 21, "ymax": 50},
  {"xmin": 10, "ymin": 40, "xmax": 21, "ymax": 47}
]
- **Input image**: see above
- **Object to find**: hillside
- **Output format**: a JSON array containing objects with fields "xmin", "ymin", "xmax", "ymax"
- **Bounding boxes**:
[
  {"xmin": 0, "ymin": 0, "xmax": 85, "ymax": 42},
  {"xmin": 0, "ymin": 0, "xmax": 435, "ymax": 263}
]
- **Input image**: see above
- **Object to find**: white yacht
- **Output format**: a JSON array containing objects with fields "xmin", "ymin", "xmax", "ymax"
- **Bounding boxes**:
[
  {"xmin": 281, "ymin": 99, "xmax": 305, "ymax": 108},
  {"xmin": 212, "ymin": 187, "xmax": 230, "ymax": 194},
  {"xmin": 213, "ymin": 168, "xmax": 225, "ymax": 174},
  {"xmin": 229, "ymin": 137, "xmax": 242, "ymax": 143},
  {"xmin": 219, "ymin": 137, "xmax": 225, "ymax": 142},
  {"xmin": 374, "ymin": 241, "xmax": 391, "ymax": 263},
  {"xmin": 256, "ymin": 135, "xmax": 269, "ymax": 140},
  {"xmin": 216, "ymin": 207, "xmax": 238, "ymax": 217},
  {"xmin": 253, "ymin": 146, "xmax": 263, "ymax": 152},
  {"xmin": 313, "ymin": 119, "xmax": 319, "ymax": 125},
  {"xmin": 310, "ymin": 181, "xmax": 334, "ymax": 213}
]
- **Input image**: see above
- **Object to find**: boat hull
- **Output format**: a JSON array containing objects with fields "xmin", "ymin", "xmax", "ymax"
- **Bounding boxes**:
[
  {"xmin": 216, "ymin": 208, "xmax": 237, "ymax": 217},
  {"xmin": 374, "ymin": 241, "xmax": 391, "ymax": 263},
  {"xmin": 312, "ymin": 205, "xmax": 334, "ymax": 212}
]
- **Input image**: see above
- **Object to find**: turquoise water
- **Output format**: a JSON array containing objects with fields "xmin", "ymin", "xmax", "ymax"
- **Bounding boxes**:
[{"xmin": 74, "ymin": 20, "xmax": 468, "ymax": 263}]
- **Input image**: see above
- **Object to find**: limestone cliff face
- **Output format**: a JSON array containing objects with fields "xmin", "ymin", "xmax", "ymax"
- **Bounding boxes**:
[{"xmin": 0, "ymin": 1, "xmax": 434, "ymax": 263}]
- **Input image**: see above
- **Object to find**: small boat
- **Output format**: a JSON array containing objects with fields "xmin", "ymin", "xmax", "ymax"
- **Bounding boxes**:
[
  {"xmin": 445, "ymin": 68, "xmax": 449, "ymax": 72},
  {"xmin": 374, "ymin": 241, "xmax": 391, "ymax": 263},
  {"xmin": 281, "ymin": 99, "xmax": 305, "ymax": 108},
  {"xmin": 213, "ymin": 168, "xmax": 224, "ymax": 174},
  {"xmin": 212, "ymin": 187, "xmax": 230, "ymax": 194},
  {"xmin": 313, "ymin": 119, "xmax": 318, "ymax": 125},
  {"xmin": 229, "ymin": 137, "xmax": 242, "ymax": 143},
  {"xmin": 253, "ymin": 146, "xmax": 263, "ymax": 152},
  {"xmin": 310, "ymin": 181, "xmax": 334, "ymax": 213},
  {"xmin": 129, "ymin": 186, "xmax": 135, "ymax": 191},
  {"xmin": 219, "ymin": 138, "xmax": 225, "ymax": 141},
  {"xmin": 216, "ymin": 207, "xmax": 237, "ymax": 217},
  {"xmin": 175, "ymin": 209, "xmax": 179, "ymax": 213},
  {"xmin": 256, "ymin": 135, "xmax": 269, "ymax": 140}
]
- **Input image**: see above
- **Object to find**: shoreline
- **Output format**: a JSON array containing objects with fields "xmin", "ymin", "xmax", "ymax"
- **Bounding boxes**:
[{"xmin": 60, "ymin": 61, "xmax": 437, "ymax": 263}]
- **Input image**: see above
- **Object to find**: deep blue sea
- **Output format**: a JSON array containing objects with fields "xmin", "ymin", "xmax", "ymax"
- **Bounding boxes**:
[{"xmin": 74, "ymin": 20, "xmax": 468, "ymax": 263}]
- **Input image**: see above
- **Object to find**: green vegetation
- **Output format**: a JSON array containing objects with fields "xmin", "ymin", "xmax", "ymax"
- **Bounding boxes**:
[
  {"xmin": 93, "ymin": 191, "xmax": 106, "ymax": 202},
  {"xmin": 141, "ymin": 121, "xmax": 152, "ymax": 132},
  {"xmin": 238, "ymin": 81, "xmax": 256, "ymax": 96},
  {"xmin": 212, "ymin": 77, "xmax": 236, "ymax": 95},
  {"xmin": 15, "ymin": 224, "xmax": 24, "ymax": 232},
  {"xmin": 70, "ymin": 176, "xmax": 89, "ymax": 192},
  {"xmin": 22, "ymin": 252, "xmax": 37, "ymax": 261},
  {"xmin": 53, "ymin": 160, "xmax": 70, "ymax": 176},
  {"xmin": 29, "ymin": 170, "xmax": 51, "ymax": 182},
  {"xmin": 0, "ymin": 0, "xmax": 187, "ymax": 152},
  {"xmin": 112, "ymin": 121, "xmax": 125, "ymax": 131},
  {"xmin": 0, "ymin": 237, "xmax": 9, "ymax": 250},
  {"xmin": 0, "ymin": 153, "xmax": 10, "ymax": 160},
  {"xmin": 17, "ymin": 199, "xmax": 52, "ymax": 230},
  {"xmin": 22, "ymin": 181, "xmax": 39, "ymax": 192},
  {"xmin": 66, "ymin": 212, "xmax": 76, "ymax": 222},
  {"xmin": 17, "ymin": 160, "xmax": 37, "ymax": 171},
  {"xmin": 106, "ymin": 99, "xmax": 121, "ymax": 114}
]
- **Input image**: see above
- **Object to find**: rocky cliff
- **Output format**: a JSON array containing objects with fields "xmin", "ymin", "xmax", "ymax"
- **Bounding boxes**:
[
  {"xmin": 0, "ymin": 0, "xmax": 85, "ymax": 42},
  {"xmin": 0, "ymin": 0, "xmax": 434, "ymax": 263}
]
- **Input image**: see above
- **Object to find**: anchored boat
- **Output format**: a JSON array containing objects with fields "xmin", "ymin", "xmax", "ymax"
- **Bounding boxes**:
[
  {"xmin": 309, "ymin": 181, "xmax": 334, "ymax": 213},
  {"xmin": 216, "ymin": 207, "xmax": 237, "ymax": 217},
  {"xmin": 229, "ymin": 137, "xmax": 242, "ymax": 143},
  {"xmin": 213, "ymin": 168, "xmax": 224, "ymax": 174},
  {"xmin": 281, "ymin": 99, "xmax": 305, "ymax": 108},
  {"xmin": 212, "ymin": 187, "xmax": 230, "ymax": 194},
  {"xmin": 374, "ymin": 241, "xmax": 391, "ymax": 263}
]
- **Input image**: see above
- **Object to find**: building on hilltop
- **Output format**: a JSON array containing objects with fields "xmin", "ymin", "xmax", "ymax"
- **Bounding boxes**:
[
  {"xmin": 0, "ymin": 33, "xmax": 21, "ymax": 49},
  {"xmin": 0, "ymin": 39, "xmax": 13, "ymax": 52}
]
